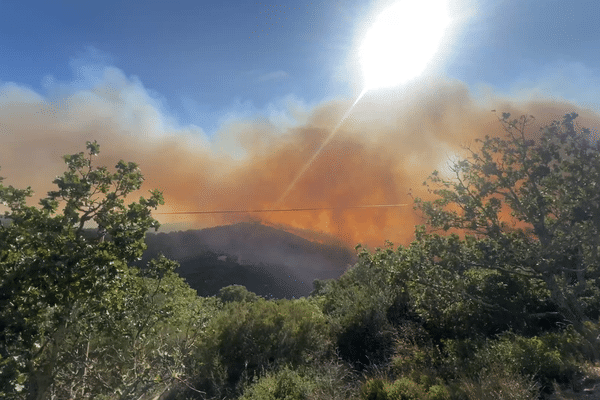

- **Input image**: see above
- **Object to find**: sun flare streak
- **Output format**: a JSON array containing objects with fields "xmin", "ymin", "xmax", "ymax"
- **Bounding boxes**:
[{"xmin": 275, "ymin": 88, "xmax": 368, "ymax": 206}]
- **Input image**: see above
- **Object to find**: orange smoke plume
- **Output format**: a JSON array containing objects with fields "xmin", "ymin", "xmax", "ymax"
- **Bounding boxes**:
[{"xmin": 1, "ymin": 71, "xmax": 599, "ymax": 248}]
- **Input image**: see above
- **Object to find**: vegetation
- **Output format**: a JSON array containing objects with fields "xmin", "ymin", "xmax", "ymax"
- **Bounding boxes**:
[
  {"xmin": 2, "ymin": 112, "xmax": 600, "ymax": 399},
  {"xmin": 0, "ymin": 142, "xmax": 216, "ymax": 399}
]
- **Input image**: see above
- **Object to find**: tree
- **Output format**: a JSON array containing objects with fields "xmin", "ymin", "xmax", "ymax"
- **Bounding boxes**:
[
  {"xmin": 218, "ymin": 284, "xmax": 261, "ymax": 303},
  {"xmin": 414, "ymin": 112, "xmax": 600, "ymax": 335},
  {"xmin": 311, "ymin": 244, "xmax": 415, "ymax": 369},
  {"xmin": 0, "ymin": 141, "xmax": 197, "ymax": 399}
]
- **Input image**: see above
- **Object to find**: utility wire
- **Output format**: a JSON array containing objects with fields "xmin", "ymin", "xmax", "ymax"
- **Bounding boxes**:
[{"xmin": 155, "ymin": 204, "xmax": 410, "ymax": 215}]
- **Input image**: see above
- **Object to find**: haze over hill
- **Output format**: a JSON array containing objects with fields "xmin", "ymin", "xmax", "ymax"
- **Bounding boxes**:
[{"xmin": 143, "ymin": 222, "xmax": 356, "ymax": 298}]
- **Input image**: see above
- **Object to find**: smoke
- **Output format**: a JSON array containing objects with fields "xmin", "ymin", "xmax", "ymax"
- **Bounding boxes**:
[{"xmin": 2, "ymin": 65, "xmax": 599, "ymax": 248}]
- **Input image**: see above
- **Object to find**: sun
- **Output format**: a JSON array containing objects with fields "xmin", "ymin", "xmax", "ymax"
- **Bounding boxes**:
[
  {"xmin": 359, "ymin": 0, "xmax": 451, "ymax": 90},
  {"xmin": 438, "ymin": 151, "xmax": 462, "ymax": 179}
]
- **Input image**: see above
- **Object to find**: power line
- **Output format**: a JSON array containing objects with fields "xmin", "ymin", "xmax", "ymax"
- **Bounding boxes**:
[{"xmin": 154, "ymin": 204, "xmax": 410, "ymax": 215}]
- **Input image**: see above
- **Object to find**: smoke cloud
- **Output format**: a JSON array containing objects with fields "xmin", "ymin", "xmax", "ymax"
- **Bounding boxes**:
[{"xmin": 2, "ymin": 66, "xmax": 599, "ymax": 248}]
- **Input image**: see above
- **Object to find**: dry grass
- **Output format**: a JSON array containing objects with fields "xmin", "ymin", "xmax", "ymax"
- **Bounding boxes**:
[
  {"xmin": 547, "ymin": 364, "xmax": 600, "ymax": 400},
  {"xmin": 460, "ymin": 364, "xmax": 540, "ymax": 400}
]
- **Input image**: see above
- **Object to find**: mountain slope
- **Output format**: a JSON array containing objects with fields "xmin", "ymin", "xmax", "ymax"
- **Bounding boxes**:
[{"xmin": 143, "ymin": 222, "xmax": 356, "ymax": 298}]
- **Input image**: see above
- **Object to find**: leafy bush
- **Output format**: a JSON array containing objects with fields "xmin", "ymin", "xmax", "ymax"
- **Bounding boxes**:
[
  {"xmin": 308, "ymin": 360, "xmax": 361, "ymax": 400},
  {"xmin": 360, "ymin": 378, "xmax": 388, "ymax": 400},
  {"xmin": 442, "ymin": 326, "xmax": 592, "ymax": 392},
  {"xmin": 360, "ymin": 377, "xmax": 449, "ymax": 400},
  {"xmin": 76, "ymin": 269, "xmax": 220, "ymax": 399},
  {"xmin": 239, "ymin": 367, "xmax": 315, "ymax": 400},
  {"xmin": 191, "ymin": 298, "xmax": 331, "ymax": 397},
  {"xmin": 315, "ymin": 247, "xmax": 414, "ymax": 369},
  {"xmin": 474, "ymin": 332, "xmax": 587, "ymax": 390},
  {"xmin": 337, "ymin": 309, "xmax": 398, "ymax": 370},
  {"xmin": 218, "ymin": 284, "xmax": 260, "ymax": 303},
  {"xmin": 426, "ymin": 384, "xmax": 450, "ymax": 400},
  {"xmin": 459, "ymin": 364, "xmax": 539, "ymax": 400},
  {"xmin": 386, "ymin": 377, "xmax": 428, "ymax": 400},
  {"xmin": 239, "ymin": 362, "xmax": 361, "ymax": 400},
  {"xmin": 391, "ymin": 322, "xmax": 442, "ymax": 379},
  {"xmin": 383, "ymin": 233, "xmax": 564, "ymax": 341}
]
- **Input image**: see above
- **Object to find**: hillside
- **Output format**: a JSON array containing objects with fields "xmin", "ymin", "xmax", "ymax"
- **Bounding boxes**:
[{"xmin": 142, "ymin": 222, "xmax": 356, "ymax": 298}]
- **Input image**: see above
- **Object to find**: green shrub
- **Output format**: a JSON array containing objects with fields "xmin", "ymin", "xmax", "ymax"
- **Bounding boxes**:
[
  {"xmin": 316, "ymin": 249, "xmax": 412, "ymax": 369},
  {"xmin": 337, "ymin": 309, "xmax": 398, "ymax": 369},
  {"xmin": 475, "ymin": 332, "xmax": 583, "ymax": 389},
  {"xmin": 218, "ymin": 284, "xmax": 260, "ymax": 303},
  {"xmin": 391, "ymin": 322, "xmax": 442, "ymax": 379},
  {"xmin": 192, "ymin": 298, "xmax": 331, "ymax": 397},
  {"xmin": 426, "ymin": 384, "xmax": 450, "ymax": 400},
  {"xmin": 307, "ymin": 360, "xmax": 361, "ymax": 400},
  {"xmin": 360, "ymin": 377, "xmax": 447, "ymax": 400},
  {"xmin": 386, "ymin": 377, "xmax": 428, "ymax": 400},
  {"xmin": 360, "ymin": 378, "xmax": 388, "ymax": 400},
  {"xmin": 239, "ymin": 367, "xmax": 315, "ymax": 400},
  {"xmin": 240, "ymin": 363, "xmax": 362, "ymax": 400},
  {"xmin": 459, "ymin": 364, "xmax": 539, "ymax": 400},
  {"xmin": 442, "ymin": 327, "xmax": 589, "ymax": 393}
]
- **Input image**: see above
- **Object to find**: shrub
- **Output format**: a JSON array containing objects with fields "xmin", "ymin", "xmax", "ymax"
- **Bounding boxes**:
[
  {"xmin": 391, "ymin": 322, "xmax": 443, "ymax": 379},
  {"xmin": 191, "ymin": 298, "xmax": 331, "ymax": 397},
  {"xmin": 337, "ymin": 308, "xmax": 398, "ymax": 370},
  {"xmin": 239, "ymin": 367, "xmax": 315, "ymax": 400},
  {"xmin": 426, "ymin": 384, "xmax": 450, "ymax": 400},
  {"xmin": 301, "ymin": 359, "xmax": 361, "ymax": 400},
  {"xmin": 474, "ymin": 332, "xmax": 583, "ymax": 389},
  {"xmin": 386, "ymin": 377, "xmax": 428, "ymax": 400},
  {"xmin": 241, "ymin": 362, "xmax": 362, "ymax": 400},
  {"xmin": 360, "ymin": 377, "xmax": 449, "ymax": 400},
  {"xmin": 459, "ymin": 364, "xmax": 539, "ymax": 400},
  {"xmin": 218, "ymin": 284, "xmax": 260, "ymax": 303},
  {"xmin": 316, "ymin": 248, "xmax": 413, "ymax": 370},
  {"xmin": 442, "ymin": 327, "xmax": 589, "ymax": 393},
  {"xmin": 360, "ymin": 378, "xmax": 388, "ymax": 400}
]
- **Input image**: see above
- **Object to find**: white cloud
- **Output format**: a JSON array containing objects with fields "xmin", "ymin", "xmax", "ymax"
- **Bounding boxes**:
[{"xmin": 0, "ymin": 50, "xmax": 210, "ymax": 149}]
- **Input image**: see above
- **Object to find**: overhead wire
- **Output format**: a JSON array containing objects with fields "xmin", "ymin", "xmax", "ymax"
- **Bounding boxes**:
[{"xmin": 154, "ymin": 204, "xmax": 409, "ymax": 215}]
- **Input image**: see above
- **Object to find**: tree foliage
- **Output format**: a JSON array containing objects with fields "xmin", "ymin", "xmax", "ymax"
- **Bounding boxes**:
[
  {"xmin": 313, "ymin": 245, "xmax": 414, "ymax": 369},
  {"xmin": 0, "ymin": 141, "xmax": 207, "ymax": 399},
  {"xmin": 413, "ymin": 113, "xmax": 600, "ymax": 331}
]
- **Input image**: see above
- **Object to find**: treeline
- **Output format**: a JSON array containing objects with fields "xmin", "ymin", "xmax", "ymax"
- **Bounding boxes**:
[{"xmin": 1, "ymin": 113, "xmax": 600, "ymax": 399}]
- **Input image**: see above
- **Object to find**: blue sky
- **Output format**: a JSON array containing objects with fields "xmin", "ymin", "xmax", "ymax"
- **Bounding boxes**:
[
  {"xmin": 3, "ymin": 0, "xmax": 600, "ymax": 135},
  {"xmin": 2, "ymin": 0, "xmax": 600, "ymax": 245}
]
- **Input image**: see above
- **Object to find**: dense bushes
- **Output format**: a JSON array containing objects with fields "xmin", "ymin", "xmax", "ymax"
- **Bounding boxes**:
[
  {"xmin": 441, "ymin": 325, "xmax": 595, "ymax": 391},
  {"xmin": 239, "ymin": 367, "xmax": 315, "ymax": 400},
  {"xmin": 360, "ymin": 377, "xmax": 450, "ymax": 400},
  {"xmin": 458, "ymin": 365, "xmax": 540, "ymax": 400},
  {"xmin": 218, "ymin": 284, "xmax": 261, "ymax": 303},
  {"xmin": 187, "ymin": 297, "xmax": 331, "ymax": 398},
  {"xmin": 314, "ymin": 247, "xmax": 416, "ymax": 369}
]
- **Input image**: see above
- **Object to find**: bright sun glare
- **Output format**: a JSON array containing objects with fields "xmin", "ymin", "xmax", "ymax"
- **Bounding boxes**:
[
  {"xmin": 275, "ymin": 0, "xmax": 452, "ymax": 207},
  {"xmin": 359, "ymin": 0, "xmax": 451, "ymax": 90}
]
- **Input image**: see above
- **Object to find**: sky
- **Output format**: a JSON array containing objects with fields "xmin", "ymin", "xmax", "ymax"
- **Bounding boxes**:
[{"xmin": 2, "ymin": 0, "xmax": 600, "ymax": 247}]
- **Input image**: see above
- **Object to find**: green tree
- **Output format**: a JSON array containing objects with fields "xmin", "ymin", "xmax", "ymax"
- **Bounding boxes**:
[
  {"xmin": 218, "ymin": 284, "xmax": 260, "ymax": 303},
  {"xmin": 313, "ymin": 245, "xmax": 412, "ymax": 369},
  {"xmin": 414, "ymin": 113, "xmax": 600, "ymax": 336},
  {"xmin": 0, "ymin": 141, "xmax": 198, "ymax": 399}
]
